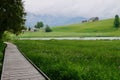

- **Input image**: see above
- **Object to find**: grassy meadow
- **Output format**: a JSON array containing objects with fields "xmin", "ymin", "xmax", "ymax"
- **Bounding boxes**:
[
  {"xmin": 18, "ymin": 19, "xmax": 120, "ymax": 38},
  {"xmin": 15, "ymin": 40, "xmax": 120, "ymax": 80},
  {"xmin": 53, "ymin": 19, "xmax": 114, "ymax": 32}
]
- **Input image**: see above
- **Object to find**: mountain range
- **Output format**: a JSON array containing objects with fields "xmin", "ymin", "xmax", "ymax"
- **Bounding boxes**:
[{"xmin": 25, "ymin": 12, "xmax": 86, "ymax": 27}]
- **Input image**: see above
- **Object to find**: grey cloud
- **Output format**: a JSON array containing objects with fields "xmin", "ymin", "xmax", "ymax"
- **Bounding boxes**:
[{"xmin": 23, "ymin": 0, "xmax": 120, "ymax": 18}]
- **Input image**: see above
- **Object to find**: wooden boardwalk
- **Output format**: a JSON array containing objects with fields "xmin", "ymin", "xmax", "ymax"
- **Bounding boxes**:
[{"xmin": 1, "ymin": 42, "xmax": 48, "ymax": 80}]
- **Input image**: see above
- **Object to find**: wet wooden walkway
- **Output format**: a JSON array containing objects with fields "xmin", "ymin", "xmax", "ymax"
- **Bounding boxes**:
[{"xmin": 1, "ymin": 42, "xmax": 48, "ymax": 80}]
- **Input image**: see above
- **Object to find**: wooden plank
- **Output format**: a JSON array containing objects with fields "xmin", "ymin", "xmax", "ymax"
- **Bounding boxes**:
[{"xmin": 1, "ymin": 42, "xmax": 46, "ymax": 80}]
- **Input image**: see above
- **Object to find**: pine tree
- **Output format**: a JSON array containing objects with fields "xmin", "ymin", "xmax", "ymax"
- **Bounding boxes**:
[{"xmin": 114, "ymin": 15, "xmax": 120, "ymax": 28}]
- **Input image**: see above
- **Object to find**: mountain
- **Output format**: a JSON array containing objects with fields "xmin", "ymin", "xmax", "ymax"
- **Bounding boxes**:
[{"xmin": 25, "ymin": 13, "xmax": 86, "ymax": 27}]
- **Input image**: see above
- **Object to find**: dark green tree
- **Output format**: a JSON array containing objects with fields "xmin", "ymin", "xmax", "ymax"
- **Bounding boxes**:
[
  {"xmin": 114, "ymin": 15, "xmax": 120, "ymax": 28},
  {"xmin": 45, "ymin": 25, "xmax": 52, "ymax": 32},
  {"xmin": 34, "ymin": 21, "xmax": 44, "ymax": 28},
  {"xmin": 28, "ymin": 27, "xmax": 31, "ymax": 31},
  {"xmin": 0, "ymin": 0, "xmax": 26, "ymax": 39}
]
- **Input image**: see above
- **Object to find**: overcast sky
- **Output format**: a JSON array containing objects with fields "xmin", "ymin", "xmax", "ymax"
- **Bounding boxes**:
[{"xmin": 23, "ymin": 0, "xmax": 120, "ymax": 18}]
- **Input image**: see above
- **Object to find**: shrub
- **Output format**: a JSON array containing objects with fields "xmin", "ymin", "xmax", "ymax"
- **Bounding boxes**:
[
  {"xmin": 2, "ymin": 31, "xmax": 16, "ymax": 41},
  {"xmin": 45, "ymin": 25, "xmax": 52, "ymax": 32}
]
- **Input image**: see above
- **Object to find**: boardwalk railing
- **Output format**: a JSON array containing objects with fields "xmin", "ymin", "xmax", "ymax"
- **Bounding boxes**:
[{"xmin": 20, "ymin": 49, "xmax": 50, "ymax": 80}]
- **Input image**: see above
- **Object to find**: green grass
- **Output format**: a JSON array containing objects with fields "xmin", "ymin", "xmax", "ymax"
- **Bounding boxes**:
[
  {"xmin": 0, "ymin": 40, "xmax": 5, "ymax": 76},
  {"xmin": 18, "ymin": 19, "xmax": 120, "ymax": 37},
  {"xmin": 15, "ymin": 40, "xmax": 120, "ymax": 80},
  {"xmin": 53, "ymin": 19, "xmax": 115, "ymax": 32}
]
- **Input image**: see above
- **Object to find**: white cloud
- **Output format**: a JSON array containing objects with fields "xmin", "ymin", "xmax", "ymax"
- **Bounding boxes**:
[{"xmin": 23, "ymin": 0, "xmax": 120, "ymax": 18}]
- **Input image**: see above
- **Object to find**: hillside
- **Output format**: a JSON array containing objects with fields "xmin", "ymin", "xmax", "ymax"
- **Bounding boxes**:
[
  {"xmin": 19, "ymin": 18, "xmax": 120, "ymax": 38},
  {"xmin": 53, "ymin": 19, "xmax": 116, "ymax": 33}
]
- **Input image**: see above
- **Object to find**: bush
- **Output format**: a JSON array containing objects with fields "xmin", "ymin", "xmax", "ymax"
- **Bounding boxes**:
[
  {"xmin": 45, "ymin": 25, "xmax": 52, "ymax": 32},
  {"xmin": 2, "ymin": 31, "xmax": 16, "ymax": 41}
]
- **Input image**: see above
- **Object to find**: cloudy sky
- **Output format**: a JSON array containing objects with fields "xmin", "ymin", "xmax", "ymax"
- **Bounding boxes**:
[{"xmin": 23, "ymin": 0, "xmax": 120, "ymax": 18}]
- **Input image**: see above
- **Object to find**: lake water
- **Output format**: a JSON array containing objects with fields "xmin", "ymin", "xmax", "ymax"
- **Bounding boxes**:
[{"xmin": 19, "ymin": 37, "xmax": 120, "ymax": 40}]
